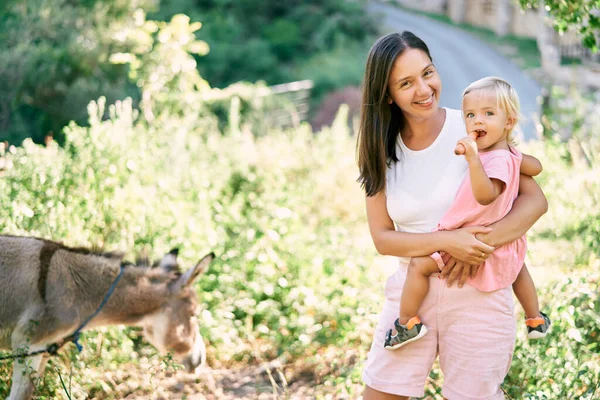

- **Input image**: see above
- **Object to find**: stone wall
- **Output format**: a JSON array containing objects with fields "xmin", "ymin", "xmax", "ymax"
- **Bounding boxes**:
[
  {"xmin": 464, "ymin": 0, "xmax": 497, "ymax": 33},
  {"xmin": 425, "ymin": 0, "xmax": 539, "ymax": 37},
  {"xmin": 510, "ymin": 7, "xmax": 539, "ymax": 38},
  {"xmin": 393, "ymin": 0, "xmax": 447, "ymax": 13},
  {"xmin": 448, "ymin": 0, "xmax": 466, "ymax": 23},
  {"xmin": 460, "ymin": 0, "xmax": 538, "ymax": 37},
  {"xmin": 396, "ymin": 0, "xmax": 599, "ymax": 89}
]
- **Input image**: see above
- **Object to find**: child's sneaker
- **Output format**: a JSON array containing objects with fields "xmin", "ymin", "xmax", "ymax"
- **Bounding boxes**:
[
  {"xmin": 384, "ymin": 316, "xmax": 428, "ymax": 350},
  {"xmin": 526, "ymin": 312, "xmax": 551, "ymax": 339}
]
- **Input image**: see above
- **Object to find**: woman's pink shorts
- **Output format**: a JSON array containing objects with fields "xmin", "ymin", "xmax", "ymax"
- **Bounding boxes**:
[{"xmin": 362, "ymin": 262, "xmax": 516, "ymax": 399}]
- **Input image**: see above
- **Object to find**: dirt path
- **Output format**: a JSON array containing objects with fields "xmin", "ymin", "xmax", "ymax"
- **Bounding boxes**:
[{"xmin": 113, "ymin": 363, "xmax": 356, "ymax": 400}]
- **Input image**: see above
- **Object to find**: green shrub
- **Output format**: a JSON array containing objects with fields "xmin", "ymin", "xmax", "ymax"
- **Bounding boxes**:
[
  {"xmin": 532, "ymin": 88, "xmax": 600, "ymax": 264},
  {"xmin": 292, "ymin": 38, "xmax": 372, "ymax": 108},
  {"xmin": 506, "ymin": 271, "xmax": 600, "ymax": 399},
  {"xmin": 0, "ymin": 99, "xmax": 378, "ymax": 397}
]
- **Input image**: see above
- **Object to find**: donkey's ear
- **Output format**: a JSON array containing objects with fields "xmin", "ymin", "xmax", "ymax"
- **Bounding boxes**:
[
  {"xmin": 157, "ymin": 248, "xmax": 180, "ymax": 272},
  {"xmin": 170, "ymin": 252, "xmax": 214, "ymax": 293}
]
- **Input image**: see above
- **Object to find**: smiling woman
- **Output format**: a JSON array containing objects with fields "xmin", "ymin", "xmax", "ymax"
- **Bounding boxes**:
[
  {"xmin": 356, "ymin": 31, "xmax": 549, "ymax": 400},
  {"xmin": 387, "ymin": 50, "xmax": 440, "ymax": 115}
]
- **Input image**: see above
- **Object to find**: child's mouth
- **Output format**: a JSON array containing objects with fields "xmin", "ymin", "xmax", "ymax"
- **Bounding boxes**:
[{"xmin": 475, "ymin": 129, "xmax": 487, "ymax": 138}]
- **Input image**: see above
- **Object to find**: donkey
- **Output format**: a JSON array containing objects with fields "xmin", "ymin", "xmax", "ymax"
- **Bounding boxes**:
[{"xmin": 0, "ymin": 235, "xmax": 214, "ymax": 400}]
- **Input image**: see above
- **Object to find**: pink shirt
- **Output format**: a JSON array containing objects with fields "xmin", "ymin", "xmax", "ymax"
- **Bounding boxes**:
[{"xmin": 435, "ymin": 146, "xmax": 526, "ymax": 292}]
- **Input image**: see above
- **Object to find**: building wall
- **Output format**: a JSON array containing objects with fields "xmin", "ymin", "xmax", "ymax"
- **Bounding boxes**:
[
  {"xmin": 445, "ymin": 0, "xmax": 540, "ymax": 38},
  {"xmin": 399, "ymin": 0, "xmax": 599, "ymax": 83},
  {"xmin": 394, "ymin": 0, "xmax": 447, "ymax": 13},
  {"xmin": 510, "ymin": 6, "xmax": 540, "ymax": 38},
  {"xmin": 464, "ymin": 0, "xmax": 498, "ymax": 31}
]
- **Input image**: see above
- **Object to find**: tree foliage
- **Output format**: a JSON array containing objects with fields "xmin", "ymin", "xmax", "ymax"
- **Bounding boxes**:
[
  {"xmin": 151, "ymin": 0, "xmax": 377, "ymax": 88},
  {"xmin": 0, "ymin": 0, "xmax": 375, "ymax": 145},
  {"xmin": 519, "ymin": 0, "xmax": 600, "ymax": 51},
  {"xmin": 0, "ymin": 0, "xmax": 157, "ymax": 143}
]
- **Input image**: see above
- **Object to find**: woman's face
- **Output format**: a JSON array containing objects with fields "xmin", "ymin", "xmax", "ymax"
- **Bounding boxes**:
[{"xmin": 387, "ymin": 48, "xmax": 442, "ymax": 120}]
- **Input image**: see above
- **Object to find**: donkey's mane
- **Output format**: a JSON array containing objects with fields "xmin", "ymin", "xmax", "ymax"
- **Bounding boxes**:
[
  {"xmin": 60, "ymin": 243, "xmax": 124, "ymax": 260},
  {"xmin": 1, "ymin": 234, "xmax": 124, "ymax": 261}
]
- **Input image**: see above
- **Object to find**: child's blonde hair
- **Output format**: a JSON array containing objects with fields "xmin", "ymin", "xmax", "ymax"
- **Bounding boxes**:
[{"xmin": 462, "ymin": 76, "xmax": 520, "ymax": 146}]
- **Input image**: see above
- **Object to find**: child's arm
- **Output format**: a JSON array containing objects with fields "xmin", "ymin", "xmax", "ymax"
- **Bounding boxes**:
[
  {"xmin": 467, "ymin": 157, "xmax": 505, "ymax": 206},
  {"xmin": 520, "ymin": 154, "xmax": 543, "ymax": 176},
  {"xmin": 455, "ymin": 136, "xmax": 505, "ymax": 206}
]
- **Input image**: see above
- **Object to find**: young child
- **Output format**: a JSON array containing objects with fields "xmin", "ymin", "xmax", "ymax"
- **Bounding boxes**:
[{"xmin": 384, "ymin": 77, "xmax": 551, "ymax": 350}]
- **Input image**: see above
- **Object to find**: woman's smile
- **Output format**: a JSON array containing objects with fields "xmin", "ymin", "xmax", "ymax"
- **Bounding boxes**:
[
  {"xmin": 387, "ymin": 48, "xmax": 442, "ymax": 119},
  {"xmin": 414, "ymin": 94, "xmax": 434, "ymax": 108}
]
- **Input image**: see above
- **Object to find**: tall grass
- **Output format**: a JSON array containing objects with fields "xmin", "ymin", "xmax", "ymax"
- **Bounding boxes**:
[{"xmin": 0, "ymin": 91, "xmax": 598, "ymax": 397}]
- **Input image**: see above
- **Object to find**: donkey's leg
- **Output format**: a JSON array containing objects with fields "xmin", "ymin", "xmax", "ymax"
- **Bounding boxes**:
[
  {"xmin": 9, "ymin": 316, "xmax": 51, "ymax": 400},
  {"xmin": 8, "ymin": 345, "xmax": 47, "ymax": 400}
]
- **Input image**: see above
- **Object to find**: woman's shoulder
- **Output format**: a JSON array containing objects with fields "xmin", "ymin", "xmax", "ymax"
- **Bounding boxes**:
[
  {"xmin": 441, "ymin": 108, "xmax": 466, "ymax": 139},
  {"xmin": 444, "ymin": 108, "xmax": 463, "ymax": 123}
]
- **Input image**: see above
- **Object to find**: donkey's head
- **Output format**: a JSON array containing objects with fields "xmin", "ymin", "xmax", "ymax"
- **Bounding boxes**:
[{"xmin": 140, "ymin": 250, "xmax": 214, "ymax": 373}]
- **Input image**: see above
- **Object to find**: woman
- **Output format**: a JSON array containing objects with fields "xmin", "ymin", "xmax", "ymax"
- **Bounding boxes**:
[{"xmin": 357, "ymin": 32, "xmax": 547, "ymax": 400}]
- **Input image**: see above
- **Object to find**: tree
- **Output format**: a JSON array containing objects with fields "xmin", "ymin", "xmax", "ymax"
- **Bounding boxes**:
[
  {"xmin": 519, "ymin": 0, "xmax": 600, "ymax": 52},
  {"xmin": 152, "ymin": 0, "xmax": 377, "ymax": 88},
  {"xmin": 0, "ymin": 0, "xmax": 156, "ymax": 144}
]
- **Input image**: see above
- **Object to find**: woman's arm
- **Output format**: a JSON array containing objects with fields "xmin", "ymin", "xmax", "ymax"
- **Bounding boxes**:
[
  {"xmin": 366, "ymin": 191, "xmax": 494, "ymax": 264},
  {"xmin": 520, "ymin": 154, "xmax": 543, "ymax": 176},
  {"xmin": 466, "ymin": 157, "xmax": 505, "ymax": 206},
  {"xmin": 441, "ymin": 174, "xmax": 548, "ymax": 287},
  {"xmin": 475, "ymin": 174, "xmax": 548, "ymax": 247}
]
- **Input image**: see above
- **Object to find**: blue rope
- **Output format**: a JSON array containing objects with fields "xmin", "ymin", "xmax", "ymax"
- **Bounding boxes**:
[
  {"xmin": 0, "ymin": 263, "xmax": 127, "ymax": 361},
  {"xmin": 69, "ymin": 263, "xmax": 126, "ymax": 352}
]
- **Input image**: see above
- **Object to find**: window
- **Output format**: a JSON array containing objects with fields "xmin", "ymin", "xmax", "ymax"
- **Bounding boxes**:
[{"xmin": 483, "ymin": 0, "xmax": 494, "ymax": 14}]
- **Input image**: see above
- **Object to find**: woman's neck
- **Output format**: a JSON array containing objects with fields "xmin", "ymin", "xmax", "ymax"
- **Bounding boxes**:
[{"xmin": 401, "ymin": 107, "xmax": 446, "ymax": 151}]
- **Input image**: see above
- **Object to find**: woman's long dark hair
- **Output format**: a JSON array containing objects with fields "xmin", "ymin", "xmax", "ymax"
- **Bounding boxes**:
[{"xmin": 356, "ymin": 31, "xmax": 433, "ymax": 197}]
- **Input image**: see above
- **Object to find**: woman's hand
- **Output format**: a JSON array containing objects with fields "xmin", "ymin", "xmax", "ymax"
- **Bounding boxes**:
[
  {"xmin": 440, "ymin": 257, "xmax": 480, "ymax": 287},
  {"xmin": 442, "ymin": 226, "xmax": 495, "ymax": 265}
]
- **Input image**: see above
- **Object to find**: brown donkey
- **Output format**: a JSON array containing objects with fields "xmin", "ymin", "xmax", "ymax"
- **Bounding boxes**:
[{"xmin": 0, "ymin": 235, "xmax": 214, "ymax": 400}]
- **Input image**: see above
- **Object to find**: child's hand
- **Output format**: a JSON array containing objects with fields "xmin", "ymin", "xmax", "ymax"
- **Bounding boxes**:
[{"xmin": 454, "ymin": 133, "xmax": 478, "ymax": 160}]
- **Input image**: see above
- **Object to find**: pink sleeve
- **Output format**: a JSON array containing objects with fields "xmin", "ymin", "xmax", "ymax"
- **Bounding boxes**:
[
  {"xmin": 483, "ymin": 154, "xmax": 513, "ymax": 185},
  {"xmin": 509, "ymin": 145, "xmax": 523, "ymax": 159}
]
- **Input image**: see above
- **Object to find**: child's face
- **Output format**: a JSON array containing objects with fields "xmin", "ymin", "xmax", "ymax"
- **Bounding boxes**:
[{"xmin": 462, "ymin": 91, "xmax": 514, "ymax": 151}]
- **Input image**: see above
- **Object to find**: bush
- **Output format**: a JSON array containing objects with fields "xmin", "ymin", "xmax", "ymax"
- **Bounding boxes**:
[
  {"xmin": 156, "ymin": 0, "xmax": 378, "ymax": 88},
  {"xmin": 292, "ymin": 38, "xmax": 372, "ymax": 109},
  {"xmin": 506, "ymin": 271, "xmax": 600, "ymax": 399},
  {"xmin": 0, "ymin": 98, "xmax": 379, "ymax": 398},
  {"xmin": 533, "ymin": 87, "xmax": 600, "ymax": 264},
  {"xmin": 0, "ymin": 0, "xmax": 153, "ymax": 144}
]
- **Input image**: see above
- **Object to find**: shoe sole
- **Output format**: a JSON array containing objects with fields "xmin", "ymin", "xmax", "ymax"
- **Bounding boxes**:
[
  {"xmin": 384, "ymin": 326, "xmax": 428, "ymax": 350},
  {"xmin": 527, "ymin": 313, "xmax": 551, "ymax": 339},
  {"xmin": 527, "ymin": 330, "xmax": 548, "ymax": 339}
]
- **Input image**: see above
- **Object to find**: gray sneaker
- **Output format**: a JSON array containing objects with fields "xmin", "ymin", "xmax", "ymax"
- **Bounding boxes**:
[
  {"xmin": 384, "ymin": 317, "xmax": 428, "ymax": 350},
  {"xmin": 526, "ymin": 311, "xmax": 551, "ymax": 339}
]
